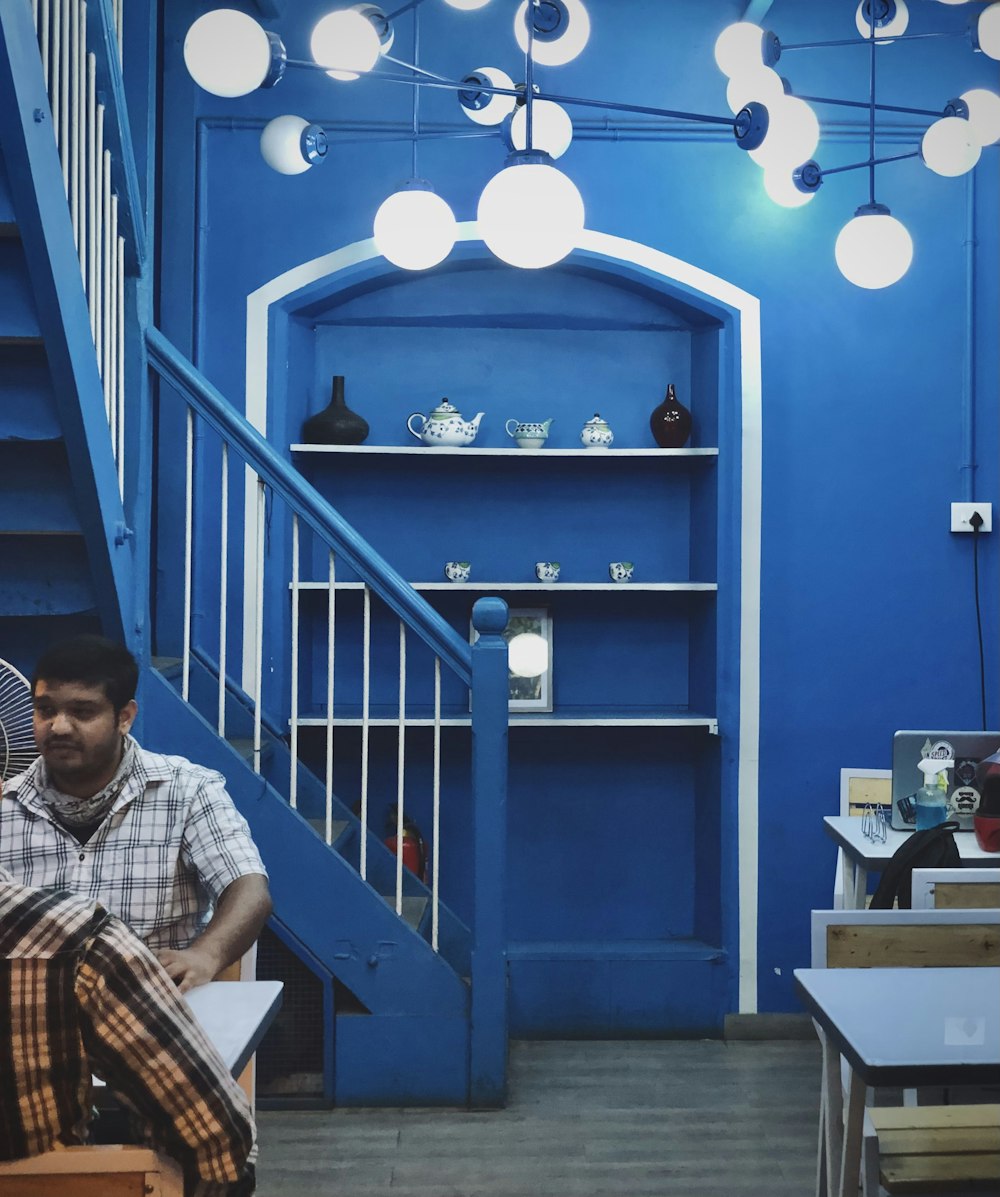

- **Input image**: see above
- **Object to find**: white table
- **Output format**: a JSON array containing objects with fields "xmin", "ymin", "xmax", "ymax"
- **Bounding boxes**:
[
  {"xmin": 823, "ymin": 815, "xmax": 1000, "ymax": 909},
  {"xmin": 794, "ymin": 966, "xmax": 1000, "ymax": 1197},
  {"xmin": 186, "ymin": 980, "xmax": 283, "ymax": 1077},
  {"xmin": 93, "ymin": 979, "xmax": 282, "ymax": 1088}
]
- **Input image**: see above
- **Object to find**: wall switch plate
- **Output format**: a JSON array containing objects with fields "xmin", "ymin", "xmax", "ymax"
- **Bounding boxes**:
[{"xmin": 951, "ymin": 502, "xmax": 993, "ymax": 533}]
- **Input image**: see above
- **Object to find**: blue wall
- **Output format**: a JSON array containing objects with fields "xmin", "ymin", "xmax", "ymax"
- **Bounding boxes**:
[{"xmin": 156, "ymin": 0, "xmax": 1000, "ymax": 1016}]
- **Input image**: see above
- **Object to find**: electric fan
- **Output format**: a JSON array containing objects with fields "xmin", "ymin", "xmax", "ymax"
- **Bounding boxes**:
[{"xmin": 0, "ymin": 658, "xmax": 37, "ymax": 781}]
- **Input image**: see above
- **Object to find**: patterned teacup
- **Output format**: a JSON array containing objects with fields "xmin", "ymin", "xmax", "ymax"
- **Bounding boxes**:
[
  {"xmin": 444, "ymin": 561, "xmax": 471, "ymax": 582},
  {"xmin": 535, "ymin": 561, "xmax": 560, "ymax": 582},
  {"xmin": 609, "ymin": 561, "xmax": 634, "ymax": 583}
]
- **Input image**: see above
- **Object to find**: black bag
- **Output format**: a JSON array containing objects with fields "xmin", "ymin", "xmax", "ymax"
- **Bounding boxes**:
[{"xmin": 869, "ymin": 821, "xmax": 961, "ymax": 909}]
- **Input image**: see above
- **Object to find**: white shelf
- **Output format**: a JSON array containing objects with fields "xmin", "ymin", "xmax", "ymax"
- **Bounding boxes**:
[
  {"xmin": 294, "ymin": 714, "xmax": 718, "ymax": 732},
  {"xmin": 291, "ymin": 444, "xmax": 718, "ymax": 458},
  {"xmin": 290, "ymin": 581, "xmax": 718, "ymax": 593}
]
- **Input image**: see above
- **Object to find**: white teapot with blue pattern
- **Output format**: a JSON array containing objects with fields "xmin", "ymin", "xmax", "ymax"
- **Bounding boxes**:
[{"xmin": 407, "ymin": 399, "xmax": 484, "ymax": 447}]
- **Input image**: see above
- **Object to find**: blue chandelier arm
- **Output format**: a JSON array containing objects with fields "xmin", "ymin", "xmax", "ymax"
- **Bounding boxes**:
[
  {"xmin": 381, "ymin": 54, "xmax": 454, "ymax": 83},
  {"xmin": 778, "ymin": 29, "xmax": 969, "ymax": 52},
  {"xmin": 811, "ymin": 150, "xmax": 920, "ymax": 180},
  {"xmin": 385, "ymin": 0, "xmax": 432, "ymax": 20},
  {"xmin": 285, "ymin": 58, "xmax": 733, "ymax": 126},
  {"xmin": 794, "ymin": 93, "xmax": 943, "ymax": 119}
]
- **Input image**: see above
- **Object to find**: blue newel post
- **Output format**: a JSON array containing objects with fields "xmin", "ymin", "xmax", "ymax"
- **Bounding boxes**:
[{"xmin": 469, "ymin": 596, "xmax": 509, "ymax": 1108}]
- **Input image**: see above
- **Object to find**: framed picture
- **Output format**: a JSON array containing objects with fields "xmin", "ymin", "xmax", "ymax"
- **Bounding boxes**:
[{"xmin": 472, "ymin": 606, "xmax": 553, "ymax": 713}]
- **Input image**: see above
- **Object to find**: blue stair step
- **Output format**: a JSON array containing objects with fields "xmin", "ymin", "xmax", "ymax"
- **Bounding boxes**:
[
  {"xmin": 0, "ymin": 536, "xmax": 94, "ymax": 615},
  {"xmin": 0, "ymin": 440, "xmax": 80, "ymax": 533},
  {"xmin": 0, "ymin": 237, "xmax": 40, "ymax": 339},
  {"xmin": 0, "ymin": 343, "xmax": 59, "ymax": 440}
]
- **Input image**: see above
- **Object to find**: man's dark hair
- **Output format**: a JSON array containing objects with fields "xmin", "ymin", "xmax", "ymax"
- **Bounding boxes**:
[{"xmin": 32, "ymin": 635, "xmax": 138, "ymax": 712}]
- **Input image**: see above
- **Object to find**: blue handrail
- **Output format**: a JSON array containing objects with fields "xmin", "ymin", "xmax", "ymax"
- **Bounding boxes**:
[{"xmin": 146, "ymin": 326, "xmax": 473, "ymax": 684}]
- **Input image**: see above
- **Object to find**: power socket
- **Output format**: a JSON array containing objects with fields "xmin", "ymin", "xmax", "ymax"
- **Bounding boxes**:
[{"xmin": 951, "ymin": 502, "xmax": 993, "ymax": 533}]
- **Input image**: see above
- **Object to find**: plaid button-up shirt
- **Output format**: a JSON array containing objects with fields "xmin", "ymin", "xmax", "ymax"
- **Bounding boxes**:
[
  {"xmin": 0, "ymin": 739, "xmax": 267, "ymax": 950},
  {"xmin": 0, "ymin": 882, "xmax": 256, "ymax": 1195}
]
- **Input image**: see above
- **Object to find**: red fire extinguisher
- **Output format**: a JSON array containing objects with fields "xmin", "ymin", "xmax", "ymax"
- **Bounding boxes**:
[{"xmin": 384, "ymin": 812, "xmax": 428, "ymax": 883}]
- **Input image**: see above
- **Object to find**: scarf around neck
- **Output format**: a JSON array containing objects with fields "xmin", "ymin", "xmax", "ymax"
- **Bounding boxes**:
[{"xmin": 41, "ymin": 737, "xmax": 137, "ymax": 831}]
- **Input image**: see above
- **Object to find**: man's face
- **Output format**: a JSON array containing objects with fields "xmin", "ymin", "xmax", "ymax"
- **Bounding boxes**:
[{"xmin": 32, "ymin": 679, "xmax": 136, "ymax": 794}]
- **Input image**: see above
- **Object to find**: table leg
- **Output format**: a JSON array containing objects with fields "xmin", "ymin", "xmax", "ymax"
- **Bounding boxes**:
[
  {"xmin": 817, "ymin": 1023, "xmax": 842, "ymax": 1197},
  {"xmin": 838, "ymin": 1067, "xmax": 867, "ymax": 1197},
  {"xmin": 850, "ymin": 864, "xmax": 868, "ymax": 910}
]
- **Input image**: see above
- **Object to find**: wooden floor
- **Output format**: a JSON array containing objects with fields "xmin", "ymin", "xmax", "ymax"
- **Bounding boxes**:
[{"xmin": 256, "ymin": 1037, "xmax": 822, "ymax": 1196}]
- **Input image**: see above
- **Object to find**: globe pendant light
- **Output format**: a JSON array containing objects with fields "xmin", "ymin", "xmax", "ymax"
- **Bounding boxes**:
[
  {"xmin": 459, "ymin": 67, "xmax": 517, "ymax": 126},
  {"xmin": 959, "ymin": 89, "xmax": 1000, "ymax": 146},
  {"xmin": 443, "ymin": 0, "xmax": 491, "ymax": 9},
  {"xmin": 855, "ymin": 0, "xmax": 909, "ymax": 43},
  {"xmin": 508, "ymin": 99, "xmax": 574, "ymax": 159},
  {"xmin": 514, "ymin": 0, "xmax": 591, "ymax": 67},
  {"xmin": 311, "ymin": 7, "xmax": 383, "ymax": 80},
  {"xmin": 977, "ymin": 3, "xmax": 1000, "ymax": 60},
  {"xmin": 921, "ymin": 116, "xmax": 981, "ymax": 176},
  {"xmin": 725, "ymin": 67, "xmax": 785, "ymax": 116},
  {"xmin": 714, "ymin": 22, "xmax": 766, "ymax": 77},
  {"xmin": 835, "ymin": 204, "xmax": 913, "ymax": 289},
  {"xmin": 260, "ymin": 115, "xmax": 328, "ymax": 174},
  {"xmin": 508, "ymin": 632, "xmax": 550, "ymax": 678},
  {"xmin": 374, "ymin": 181, "xmax": 457, "ymax": 270},
  {"xmin": 748, "ymin": 95, "xmax": 820, "ymax": 169},
  {"xmin": 763, "ymin": 168, "xmax": 815, "ymax": 208},
  {"xmin": 184, "ymin": 9, "xmax": 285, "ymax": 97},
  {"xmin": 477, "ymin": 150, "xmax": 584, "ymax": 269}
]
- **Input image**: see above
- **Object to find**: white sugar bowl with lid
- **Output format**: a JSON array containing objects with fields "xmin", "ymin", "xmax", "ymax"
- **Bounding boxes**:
[
  {"xmin": 505, "ymin": 418, "xmax": 553, "ymax": 450},
  {"xmin": 580, "ymin": 412, "xmax": 614, "ymax": 449}
]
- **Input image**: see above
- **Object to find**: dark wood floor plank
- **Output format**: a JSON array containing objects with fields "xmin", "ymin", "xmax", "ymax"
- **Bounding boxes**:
[{"xmin": 256, "ymin": 1039, "xmax": 821, "ymax": 1196}]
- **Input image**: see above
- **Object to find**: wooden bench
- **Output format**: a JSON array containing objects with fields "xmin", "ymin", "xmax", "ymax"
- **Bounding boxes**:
[
  {"xmin": 0, "ymin": 1145, "xmax": 183, "ymax": 1197},
  {"xmin": 911, "ymin": 868, "xmax": 1000, "ymax": 912},
  {"xmin": 864, "ymin": 1105, "xmax": 1000, "ymax": 1195}
]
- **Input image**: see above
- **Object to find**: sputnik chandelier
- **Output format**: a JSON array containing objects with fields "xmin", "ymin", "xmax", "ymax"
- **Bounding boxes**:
[{"xmin": 183, "ymin": 0, "xmax": 1000, "ymax": 285}]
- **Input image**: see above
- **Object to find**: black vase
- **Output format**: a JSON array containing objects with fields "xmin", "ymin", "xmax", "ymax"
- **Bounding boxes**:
[
  {"xmin": 649, "ymin": 382, "xmax": 692, "ymax": 449},
  {"xmin": 301, "ymin": 375, "xmax": 369, "ymax": 445}
]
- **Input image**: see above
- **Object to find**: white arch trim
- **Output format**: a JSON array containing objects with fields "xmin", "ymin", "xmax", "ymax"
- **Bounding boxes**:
[{"xmin": 244, "ymin": 223, "xmax": 762, "ymax": 1012}]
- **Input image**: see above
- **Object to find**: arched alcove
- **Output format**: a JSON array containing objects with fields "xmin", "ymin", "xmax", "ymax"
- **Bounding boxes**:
[{"xmin": 245, "ymin": 227, "xmax": 763, "ymax": 1023}]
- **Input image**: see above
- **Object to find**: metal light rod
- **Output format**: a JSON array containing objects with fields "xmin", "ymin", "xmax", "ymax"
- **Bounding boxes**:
[
  {"xmin": 815, "ymin": 149, "xmax": 920, "ymax": 179},
  {"xmin": 779, "ymin": 29, "xmax": 969, "ymax": 52},
  {"xmin": 796, "ymin": 93, "xmax": 943, "ymax": 119}
]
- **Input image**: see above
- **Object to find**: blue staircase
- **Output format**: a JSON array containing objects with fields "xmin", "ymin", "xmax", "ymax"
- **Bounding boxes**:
[{"xmin": 0, "ymin": 0, "xmax": 508, "ymax": 1108}]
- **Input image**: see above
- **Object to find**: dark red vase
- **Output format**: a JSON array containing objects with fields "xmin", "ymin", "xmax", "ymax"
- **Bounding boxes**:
[
  {"xmin": 301, "ymin": 375, "xmax": 369, "ymax": 445},
  {"xmin": 649, "ymin": 383, "xmax": 692, "ymax": 448}
]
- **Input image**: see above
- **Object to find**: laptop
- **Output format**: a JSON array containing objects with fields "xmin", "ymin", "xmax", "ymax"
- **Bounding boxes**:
[{"xmin": 891, "ymin": 730, "xmax": 1000, "ymax": 831}]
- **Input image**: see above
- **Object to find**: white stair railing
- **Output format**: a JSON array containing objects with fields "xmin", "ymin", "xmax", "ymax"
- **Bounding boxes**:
[{"xmin": 33, "ymin": 0, "xmax": 127, "ymax": 494}]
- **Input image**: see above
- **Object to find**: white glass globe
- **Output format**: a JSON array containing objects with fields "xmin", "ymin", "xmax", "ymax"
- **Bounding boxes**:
[
  {"xmin": 509, "ymin": 100, "xmax": 573, "ymax": 159},
  {"xmin": 726, "ymin": 67, "xmax": 784, "ymax": 116},
  {"xmin": 443, "ymin": 0, "xmax": 491, "ymax": 8},
  {"xmin": 260, "ymin": 115, "xmax": 312, "ymax": 174},
  {"xmin": 460, "ymin": 67, "xmax": 517, "ymax": 126},
  {"xmin": 713, "ymin": 22, "xmax": 764, "ymax": 77},
  {"xmin": 373, "ymin": 187, "xmax": 457, "ymax": 270},
  {"xmin": 748, "ymin": 96, "xmax": 819, "ymax": 169},
  {"xmin": 978, "ymin": 3, "xmax": 1000, "ymax": 58},
  {"xmin": 855, "ymin": 0, "xmax": 909, "ymax": 42},
  {"xmin": 936, "ymin": 1, "xmax": 969, "ymax": 5},
  {"xmin": 835, "ymin": 211, "xmax": 913, "ymax": 289},
  {"xmin": 508, "ymin": 632, "xmax": 550, "ymax": 678},
  {"xmin": 921, "ymin": 116, "xmax": 981, "ymax": 176},
  {"xmin": 960, "ymin": 89, "xmax": 1000, "ymax": 146},
  {"xmin": 763, "ymin": 168, "xmax": 814, "ymax": 208},
  {"xmin": 184, "ymin": 9, "xmax": 272, "ymax": 98},
  {"xmin": 477, "ymin": 158, "xmax": 584, "ymax": 269},
  {"xmin": 514, "ymin": 0, "xmax": 591, "ymax": 66},
  {"xmin": 311, "ymin": 9, "xmax": 381, "ymax": 80}
]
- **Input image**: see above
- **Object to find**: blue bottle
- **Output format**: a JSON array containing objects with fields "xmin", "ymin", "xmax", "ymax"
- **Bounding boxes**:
[{"xmin": 914, "ymin": 758, "xmax": 951, "ymax": 830}]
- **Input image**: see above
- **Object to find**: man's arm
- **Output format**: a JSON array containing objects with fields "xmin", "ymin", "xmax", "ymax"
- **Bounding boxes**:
[
  {"xmin": 77, "ymin": 915, "xmax": 256, "ymax": 1196},
  {"xmin": 157, "ymin": 874, "xmax": 272, "ymax": 993}
]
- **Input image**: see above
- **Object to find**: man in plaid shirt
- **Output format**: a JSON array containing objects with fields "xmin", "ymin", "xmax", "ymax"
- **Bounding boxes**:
[
  {"xmin": 0, "ymin": 635, "xmax": 271, "ymax": 992},
  {"xmin": 0, "ymin": 879, "xmax": 256, "ymax": 1195}
]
